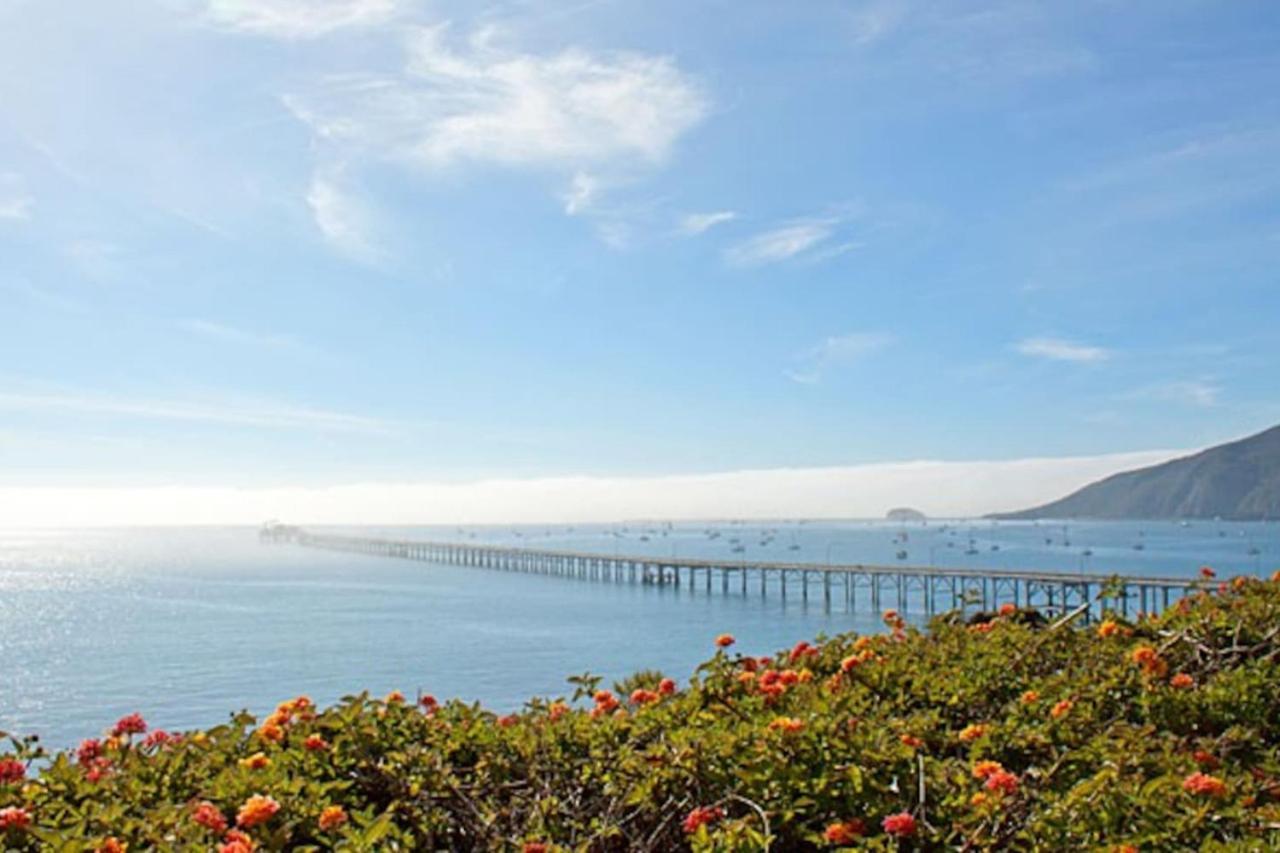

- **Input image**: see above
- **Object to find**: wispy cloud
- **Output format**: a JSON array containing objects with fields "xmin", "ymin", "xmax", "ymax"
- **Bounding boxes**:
[
  {"xmin": 1129, "ymin": 379, "xmax": 1220, "ymax": 408},
  {"xmin": 679, "ymin": 210, "xmax": 736, "ymax": 236},
  {"xmin": 788, "ymin": 331, "xmax": 894, "ymax": 384},
  {"xmin": 724, "ymin": 218, "xmax": 838, "ymax": 267},
  {"xmin": 562, "ymin": 172, "xmax": 601, "ymax": 215},
  {"xmin": 284, "ymin": 23, "xmax": 707, "ymax": 213},
  {"xmin": 203, "ymin": 0, "xmax": 401, "ymax": 39},
  {"xmin": 0, "ymin": 390, "xmax": 390, "ymax": 434},
  {"xmin": 306, "ymin": 170, "xmax": 380, "ymax": 261},
  {"xmin": 0, "ymin": 172, "xmax": 33, "ymax": 221},
  {"xmin": 177, "ymin": 319, "xmax": 308, "ymax": 353},
  {"xmin": 1015, "ymin": 336, "xmax": 1111, "ymax": 363}
]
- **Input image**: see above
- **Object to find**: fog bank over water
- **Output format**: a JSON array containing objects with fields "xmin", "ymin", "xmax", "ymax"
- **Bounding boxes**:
[{"xmin": 0, "ymin": 448, "xmax": 1185, "ymax": 526}]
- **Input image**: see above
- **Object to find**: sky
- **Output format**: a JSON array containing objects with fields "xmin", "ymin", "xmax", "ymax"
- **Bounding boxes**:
[{"xmin": 1, "ymin": 0, "xmax": 1278, "ymax": 524}]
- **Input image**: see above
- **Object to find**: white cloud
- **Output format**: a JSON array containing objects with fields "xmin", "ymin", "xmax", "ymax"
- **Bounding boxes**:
[
  {"xmin": 306, "ymin": 171, "xmax": 379, "ymax": 261},
  {"xmin": 203, "ymin": 0, "xmax": 400, "ymax": 39},
  {"xmin": 724, "ymin": 218, "xmax": 837, "ymax": 267},
  {"xmin": 0, "ymin": 390, "xmax": 389, "ymax": 434},
  {"xmin": 562, "ymin": 171, "xmax": 600, "ymax": 215},
  {"xmin": 0, "ymin": 172, "xmax": 32, "ymax": 221},
  {"xmin": 284, "ymin": 24, "xmax": 707, "ymax": 185},
  {"xmin": 679, "ymin": 210, "xmax": 736, "ymax": 235},
  {"xmin": 0, "ymin": 448, "xmax": 1187, "ymax": 526},
  {"xmin": 789, "ymin": 331, "xmax": 894, "ymax": 384},
  {"xmin": 1015, "ymin": 336, "xmax": 1110, "ymax": 363}
]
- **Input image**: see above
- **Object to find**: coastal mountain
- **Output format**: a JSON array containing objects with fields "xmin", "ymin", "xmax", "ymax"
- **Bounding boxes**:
[{"xmin": 991, "ymin": 424, "xmax": 1280, "ymax": 520}]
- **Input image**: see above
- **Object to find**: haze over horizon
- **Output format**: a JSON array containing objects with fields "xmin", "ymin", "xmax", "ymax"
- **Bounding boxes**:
[{"xmin": 3, "ymin": 1, "xmax": 1279, "ymax": 525}]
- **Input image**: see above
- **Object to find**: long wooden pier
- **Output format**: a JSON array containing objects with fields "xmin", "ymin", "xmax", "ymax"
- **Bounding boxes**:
[{"xmin": 270, "ymin": 526, "xmax": 1200, "ymax": 620}]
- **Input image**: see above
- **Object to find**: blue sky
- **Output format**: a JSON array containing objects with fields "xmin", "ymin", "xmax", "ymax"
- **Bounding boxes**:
[{"xmin": 1, "ymin": 1, "xmax": 1278, "ymax": 520}]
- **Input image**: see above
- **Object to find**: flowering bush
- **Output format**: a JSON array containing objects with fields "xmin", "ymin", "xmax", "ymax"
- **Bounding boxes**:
[{"xmin": 2, "ymin": 575, "xmax": 1280, "ymax": 850}]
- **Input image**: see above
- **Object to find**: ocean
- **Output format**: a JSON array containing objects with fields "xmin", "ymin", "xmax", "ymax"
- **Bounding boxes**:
[{"xmin": 2, "ymin": 520, "xmax": 1275, "ymax": 751}]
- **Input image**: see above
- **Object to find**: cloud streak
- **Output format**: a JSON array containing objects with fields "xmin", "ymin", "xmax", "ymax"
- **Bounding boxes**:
[
  {"xmin": 203, "ymin": 0, "xmax": 401, "ymax": 39},
  {"xmin": 0, "ymin": 391, "xmax": 390, "ymax": 434},
  {"xmin": 724, "ymin": 218, "xmax": 838, "ymax": 267},
  {"xmin": 788, "ymin": 332, "xmax": 894, "ymax": 384},
  {"xmin": 679, "ymin": 210, "xmax": 736, "ymax": 235},
  {"xmin": 1015, "ymin": 337, "xmax": 1110, "ymax": 363}
]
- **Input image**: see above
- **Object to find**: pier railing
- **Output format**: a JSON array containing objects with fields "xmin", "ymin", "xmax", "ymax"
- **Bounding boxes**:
[{"xmin": 273, "ymin": 527, "xmax": 1199, "ymax": 620}]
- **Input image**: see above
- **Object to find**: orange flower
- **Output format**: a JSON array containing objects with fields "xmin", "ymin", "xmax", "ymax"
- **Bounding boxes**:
[
  {"xmin": 1113, "ymin": 846, "xmax": 1139, "ymax": 853},
  {"xmin": 304, "ymin": 734, "xmax": 329, "ymax": 752},
  {"xmin": 236, "ymin": 794, "xmax": 280, "ymax": 828},
  {"xmin": 384, "ymin": 690, "xmax": 405, "ymax": 704},
  {"xmin": 1170, "ymin": 672, "xmax": 1195, "ymax": 689},
  {"xmin": 548, "ymin": 701, "xmax": 570, "ymax": 721},
  {"xmin": 768, "ymin": 716, "xmax": 805, "ymax": 734},
  {"xmin": 96, "ymin": 838, "xmax": 126, "ymax": 853},
  {"xmin": 973, "ymin": 760, "xmax": 1003, "ymax": 780},
  {"xmin": 219, "ymin": 829, "xmax": 256, "ymax": 853},
  {"xmin": 1182, "ymin": 772, "xmax": 1228, "ymax": 797},
  {"xmin": 822, "ymin": 819, "xmax": 866, "ymax": 844},
  {"xmin": 193, "ymin": 801, "xmax": 228, "ymax": 833},
  {"xmin": 239, "ymin": 752, "xmax": 271, "ymax": 771},
  {"xmin": 881, "ymin": 811, "xmax": 916, "ymax": 838},
  {"xmin": 853, "ymin": 636, "xmax": 874, "ymax": 651},
  {"xmin": 984, "ymin": 769, "xmax": 1019, "ymax": 796},
  {"xmin": 969, "ymin": 622, "xmax": 995, "ymax": 634},
  {"xmin": 629, "ymin": 689, "xmax": 659, "ymax": 706},
  {"xmin": 715, "ymin": 633, "xmax": 735, "ymax": 648},
  {"xmin": 682, "ymin": 805, "xmax": 724, "ymax": 834},
  {"xmin": 958, "ymin": 723, "xmax": 987, "ymax": 743},
  {"xmin": 1192, "ymin": 750, "xmax": 1219, "ymax": 769},
  {"xmin": 840, "ymin": 655, "xmax": 860, "ymax": 674},
  {"xmin": 998, "ymin": 603, "xmax": 1017, "ymax": 617},
  {"xmin": 1020, "ymin": 690, "xmax": 1040, "ymax": 705},
  {"xmin": 1271, "ymin": 569, "xmax": 1280, "ymax": 583},
  {"xmin": 970, "ymin": 792, "xmax": 989, "ymax": 807},
  {"xmin": 256, "ymin": 722, "xmax": 284, "ymax": 743},
  {"xmin": 592, "ymin": 690, "xmax": 619, "ymax": 712},
  {"xmin": 522, "ymin": 843, "xmax": 549, "ymax": 853},
  {"xmin": 1050, "ymin": 699, "xmax": 1073, "ymax": 719},
  {"xmin": 318, "ymin": 805, "xmax": 347, "ymax": 831},
  {"xmin": 736, "ymin": 671, "xmax": 757, "ymax": 687},
  {"xmin": 1097, "ymin": 620, "xmax": 1120, "ymax": 638},
  {"xmin": 900, "ymin": 734, "xmax": 924, "ymax": 749},
  {"xmin": 0, "ymin": 807, "xmax": 31, "ymax": 830},
  {"xmin": 1131, "ymin": 645, "xmax": 1168, "ymax": 677}
]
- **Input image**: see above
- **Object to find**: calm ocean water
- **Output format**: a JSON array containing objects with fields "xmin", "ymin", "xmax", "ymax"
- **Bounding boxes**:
[{"xmin": 2, "ymin": 520, "xmax": 1276, "ymax": 751}]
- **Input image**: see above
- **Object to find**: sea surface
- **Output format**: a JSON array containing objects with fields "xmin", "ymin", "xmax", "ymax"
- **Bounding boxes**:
[{"xmin": 2, "ymin": 520, "xmax": 1275, "ymax": 751}]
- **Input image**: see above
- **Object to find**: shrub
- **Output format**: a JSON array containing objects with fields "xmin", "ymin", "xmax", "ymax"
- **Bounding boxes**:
[{"xmin": 2, "ymin": 576, "xmax": 1279, "ymax": 850}]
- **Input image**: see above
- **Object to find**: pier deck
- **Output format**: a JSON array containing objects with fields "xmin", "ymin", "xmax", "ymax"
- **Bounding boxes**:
[{"xmin": 273, "ymin": 527, "xmax": 1199, "ymax": 619}]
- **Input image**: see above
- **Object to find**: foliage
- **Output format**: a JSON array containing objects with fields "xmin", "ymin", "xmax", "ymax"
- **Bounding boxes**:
[{"xmin": 3, "ymin": 574, "xmax": 1280, "ymax": 851}]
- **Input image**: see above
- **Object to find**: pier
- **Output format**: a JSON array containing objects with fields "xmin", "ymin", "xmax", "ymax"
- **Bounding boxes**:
[{"xmin": 272, "ymin": 527, "xmax": 1199, "ymax": 620}]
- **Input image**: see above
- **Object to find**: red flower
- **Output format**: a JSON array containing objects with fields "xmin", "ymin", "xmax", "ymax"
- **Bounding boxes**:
[
  {"xmin": 318, "ymin": 805, "xmax": 347, "ymax": 831},
  {"xmin": 1182, "ymin": 772, "xmax": 1228, "ymax": 797},
  {"xmin": 193, "ymin": 801, "xmax": 228, "ymax": 834},
  {"xmin": 682, "ymin": 805, "xmax": 725, "ymax": 834},
  {"xmin": 1170, "ymin": 672, "xmax": 1195, "ymax": 689},
  {"xmin": 0, "ymin": 759, "xmax": 25, "ymax": 785},
  {"xmin": 658, "ymin": 677, "xmax": 677, "ymax": 695},
  {"xmin": 419, "ymin": 694, "xmax": 438, "ymax": 712},
  {"xmin": 77, "ymin": 739, "xmax": 102, "ymax": 765},
  {"xmin": 1050, "ymin": 699, "xmax": 1073, "ymax": 719},
  {"xmin": 143, "ymin": 730, "xmax": 173, "ymax": 749},
  {"xmin": 218, "ymin": 830, "xmax": 255, "ymax": 853},
  {"xmin": 111, "ymin": 713, "xmax": 147, "ymax": 737},
  {"xmin": 881, "ymin": 811, "xmax": 916, "ymax": 838},
  {"xmin": 715, "ymin": 634, "xmax": 735, "ymax": 648},
  {"xmin": 304, "ymin": 734, "xmax": 330, "ymax": 752},
  {"xmin": 768, "ymin": 716, "xmax": 805, "ymax": 734},
  {"xmin": 497, "ymin": 714, "xmax": 519, "ymax": 728},
  {"xmin": 998, "ymin": 603, "xmax": 1017, "ymax": 616},
  {"xmin": 1200, "ymin": 566, "xmax": 1216, "ymax": 579},
  {"xmin": 522, "ymin": 843, "xmax": 549, "ymax": 853},
  {"xmin": 984, "ymin": 770, "xmax": 1019, "ymax": 796},
  {"xmin": 788, "ymin": 641, "xmax": 813, "ymax": 662},
  {"xmin": 629, "ymin": 689, "xmax": 659, "ymax": 706},
  {"xmin": 823, "ymin": 819, "xmax": 866, "ymax": 844},
  {"xmin": 0, "ymin": 807, "xmax": 31, "ymax": 831},
  {"xmin": 900, "ymin": 734, "xmax": 923, "ymax": 749}
]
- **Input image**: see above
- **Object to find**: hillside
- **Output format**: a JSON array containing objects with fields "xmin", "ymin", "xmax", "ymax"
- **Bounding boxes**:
[{"xmin": 992, "ymin": 424, "xmax": 1280, "ymax": 520}]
